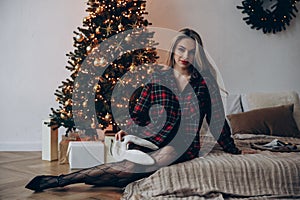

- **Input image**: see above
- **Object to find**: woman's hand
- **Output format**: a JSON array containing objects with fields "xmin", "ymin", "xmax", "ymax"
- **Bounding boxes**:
[
  {"xmin": 115, "ymin": 130, "xmax": 128, "ymax": 141},
  {"xmin": 242, "ymin": 149, "xmax": 258, "ymax": 154}
]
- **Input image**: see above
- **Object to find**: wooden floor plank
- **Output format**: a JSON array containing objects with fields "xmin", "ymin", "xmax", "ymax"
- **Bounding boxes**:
[{"xmin": 0, "ymin": 152, "xmax": 123, "ymax": 200}]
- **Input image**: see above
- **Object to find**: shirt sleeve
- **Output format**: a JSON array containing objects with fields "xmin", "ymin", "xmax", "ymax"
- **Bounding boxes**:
[
  {"xmin": 130, "ymin": 83, "xmax": 152, "ymax": 127},
  {"xmin": 204, "ymin": 76, "xmax": 241, "ymax": 155},
  {"xmin": 126, "ymin": 82, "xmax": 181, "ymax": 148}
]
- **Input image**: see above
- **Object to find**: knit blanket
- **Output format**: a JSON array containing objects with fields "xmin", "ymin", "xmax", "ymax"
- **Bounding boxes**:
[{"xmin": 121, "ymin": 151, "xmax": 300, "ymax": 199}]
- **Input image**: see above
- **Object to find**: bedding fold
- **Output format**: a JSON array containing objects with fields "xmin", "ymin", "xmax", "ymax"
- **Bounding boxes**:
[{"xmin": 122, "ymin": 152, "xmax": 300, "ymax": 199}]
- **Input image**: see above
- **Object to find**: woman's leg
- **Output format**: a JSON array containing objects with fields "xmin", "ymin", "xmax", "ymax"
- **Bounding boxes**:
[
  {"xmin": 25, "ymin": 145, "xmax": 178, "ymax": 191},
  {"xmin": 60, "ymin": 160, "xmax": 144, "ymax": 187},
  {"xmin": 25, "ymin": 160, "xmax": 149, "ymax": 191}
]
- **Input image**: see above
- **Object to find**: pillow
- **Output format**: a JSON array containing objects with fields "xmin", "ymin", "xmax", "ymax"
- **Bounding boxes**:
[
  {"xmin": 241, "ymin": 91, "xmax": 300, "ymax": 130},
  {"xmin": 226, "ymin": 94, "xmax": 242, "ymax": 115},
  {"xmin": 227, "ymin": 104, "xmax": 300, "ymax": 138}
]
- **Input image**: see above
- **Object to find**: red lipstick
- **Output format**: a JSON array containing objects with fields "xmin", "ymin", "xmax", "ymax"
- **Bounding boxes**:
[{"xmin": 180, "ymin": 60, "xmax": 189, "ymax": 65}]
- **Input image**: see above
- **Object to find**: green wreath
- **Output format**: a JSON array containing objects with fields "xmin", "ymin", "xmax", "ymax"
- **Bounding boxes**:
[{"xmin": 237, "ymin": 0, "xmax": 300, "ymax": 34}]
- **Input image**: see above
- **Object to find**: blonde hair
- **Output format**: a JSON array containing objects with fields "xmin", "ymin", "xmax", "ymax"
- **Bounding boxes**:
[{"xmin": 166, "ymin": 28, "xmax": 228, "ymax": 95}]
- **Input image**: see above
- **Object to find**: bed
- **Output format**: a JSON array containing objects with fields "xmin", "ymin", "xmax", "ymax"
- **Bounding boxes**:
[
  {"xmin": 121, "ymin": 91, "xmax": 300, "ymax": 200},
  {"xmin": 121, "ymin": 135, "xmax": 300, "ymax": 199}
]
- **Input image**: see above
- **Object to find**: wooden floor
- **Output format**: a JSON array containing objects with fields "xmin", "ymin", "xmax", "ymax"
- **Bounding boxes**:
[{"xmin": 0, "ymin": 152, "xmax": 123, "ymax": 200}]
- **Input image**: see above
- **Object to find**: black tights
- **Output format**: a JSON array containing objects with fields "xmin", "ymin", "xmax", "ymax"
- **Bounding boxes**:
[
  {"xmin": 25, "ymin": 145, "xmax": 178, "ymax": 191},
  {"xmin": 59, "ymin": 160, "xmax": 150, "ymax": 187}
]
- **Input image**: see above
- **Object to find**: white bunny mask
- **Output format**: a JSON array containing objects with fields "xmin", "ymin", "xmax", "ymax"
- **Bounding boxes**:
[{"xmin": 111, "ymin": 135, "xmax": 159, "ymax": 165}]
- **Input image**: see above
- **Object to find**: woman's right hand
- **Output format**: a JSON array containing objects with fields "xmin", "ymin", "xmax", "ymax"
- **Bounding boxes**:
[{"xmin": 115, "ymin": 130, "xmax": 128, "ymax": 141}]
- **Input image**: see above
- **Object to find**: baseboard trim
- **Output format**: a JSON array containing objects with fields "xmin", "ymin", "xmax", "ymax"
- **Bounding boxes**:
[{"xmin": 0, "ymin": 142, "xmax": 42, "ymax": 151}]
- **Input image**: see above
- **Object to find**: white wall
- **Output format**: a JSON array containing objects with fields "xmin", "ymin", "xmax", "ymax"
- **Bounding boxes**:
[
  {"xmin": 0, "ymin": 0, "xmax": 86, "ymax": 150},
  {"xmin": 0, "ymin": 0, "xmax": 299, "ymax": 151},
  {"xmin": 146, "ymin": 0, "xmax": 300, "ymax": 94}
]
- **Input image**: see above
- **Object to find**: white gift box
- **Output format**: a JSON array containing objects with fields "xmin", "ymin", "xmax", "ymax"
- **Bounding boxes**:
[
  {"xmin": 67, "ymin": 141, "xmax": 104, "ymax": 169},
  {"xmin": 42, "ymin": 119, "xmax": 58, "ymax": 161}
]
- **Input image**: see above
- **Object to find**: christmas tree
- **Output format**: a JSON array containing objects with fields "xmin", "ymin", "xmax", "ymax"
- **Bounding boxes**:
[{"xmin": 47, "ymin": 0, "xmax": 158, "ymax": 136}]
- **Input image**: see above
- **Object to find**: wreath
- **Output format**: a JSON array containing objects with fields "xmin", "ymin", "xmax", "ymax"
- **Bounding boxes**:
[{"xmin": 237, "ymin": 0, "xmax": 300, "ymax": 34}]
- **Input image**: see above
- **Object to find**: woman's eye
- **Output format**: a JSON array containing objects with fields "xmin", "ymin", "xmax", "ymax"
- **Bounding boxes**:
[
  {"xmin": 177, "ymin": 47, "xmax": 184, "ymax": 52},
  {"xmin": 189, "ymin": 50, "xmax": 195, "ymax": 55}
]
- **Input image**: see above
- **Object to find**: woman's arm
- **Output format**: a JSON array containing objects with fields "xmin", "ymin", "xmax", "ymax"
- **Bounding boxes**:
[{"xmin": 204, "ymin": 76, "xmax": 241, "ymax": 154}]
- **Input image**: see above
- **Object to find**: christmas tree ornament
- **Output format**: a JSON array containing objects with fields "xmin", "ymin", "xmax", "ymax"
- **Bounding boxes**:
[
  {"xmin": 91, "ymin": 123, "xmax": 96, "ymax": 129},
  {"xmin": 96, "ymin": 6, "xmax": 104, "ymax": 14},
  {"xmin": 60, "ymin": 113, "xmax": 66, "ymax": 119},
  {"xmin": 118, "ymin": 23, "xmax": 123, "ymax": 31},
  {"xmin": 76, "ymin": 34, "xmax": 85, "ymax": 42},
  {"xmin": 125, "ymin": 34, "xmax": 132, "ymax": 42},
  {"xmin": 83, "ymin": 16, "xmax": 91, "ymax": 23},
  {"xmin": 129, "ymin": 21, "xmax": 139, "ymax": 31},
  {"xmin": 105, "ymin": 113, "xmax": 112, "ymax": 121},
  {"xmin": 104, "ymin": 23, "xmax": 113, "ymax": 36},
  {"xmin": 93, "ymin": 84, "xmax": 101, "ymax": 93},
  {"xmin": 75, "ymin": 64, "xmax": 81, "ymax": 71},
  {"xmin": 67, "ymin": 112, "xmax": 72, "ymax": 118},
  {"xmin": 89, "ymin": 33, "xmax": 95, "ymax": 39},
  {"xmin": 129, "ymin": 63, "xmax": 136, "ymax": 72},
  {"xmin": 99, "ymin": 57, "xmax": 107, "ymax": 66},
  {"xmin": 91, "ymin": 120, "xmax": 96, "ymax": 129},
  {"xmin": 93, "ymin": 58, "xmax": 102, "ymax": 67},
  {"xmin": 136, "ymin": 52, "xmax": 144, "ymax": 61},
  {"xmin": 82, "ymin": 100, "xmax": 88, "ymax": 108},
  {"xmin": 114, "ymin": 40, "xmax": 124, "ymax": 52},
  {"xmin": 74, "ymin": 83, "xmax": 80, "ymax": 88},
  {"xmin": 64, "ymin": 99, "xmax": 72, "ymax": 106},
  {"xmin": 86, "ymin": 45, "xmax": 92, "ymax": 53},
  {"xmin": 96, "ymin": 27, "xmax": 101, "ymax": 34}
]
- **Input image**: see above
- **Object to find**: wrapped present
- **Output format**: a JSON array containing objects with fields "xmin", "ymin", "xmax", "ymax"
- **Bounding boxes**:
[
  {"xmin": 58, "ymin": 135, "xmax": 78, "ymax": 164},
  {"xmin": 59, "ymin": 131, "xmax": 98, "ymax": 164},
  {"xmin": 59, "ymin": 129, "xmax": 107, "ymax": 165},
  {"xmin": 67, "ymin": 141, "xmax": 105, "ymax": 169},
  {"xmin": 42, "ymin": 119, "xmax": 58, "ymax": 161}
]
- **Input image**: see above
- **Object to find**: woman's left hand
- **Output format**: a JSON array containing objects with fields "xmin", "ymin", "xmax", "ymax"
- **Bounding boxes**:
[
  {"xmin": 115, "ymin": 130, "xmax": 128, "ymax": 141},
  {"xmin": 242, "ymin": 149, "xmax": 258, "ymax": 154}
]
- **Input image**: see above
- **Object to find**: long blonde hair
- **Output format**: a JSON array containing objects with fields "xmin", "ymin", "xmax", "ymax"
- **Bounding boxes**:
[{"xmin": 166, "ymin": 28, "xmax": 228, "ymax": 95}]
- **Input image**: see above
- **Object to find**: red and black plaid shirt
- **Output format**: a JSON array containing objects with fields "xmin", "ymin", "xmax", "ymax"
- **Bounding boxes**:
[{"xmin": 127, "ymin": 67, "xmax": 241, "ymax": 162}]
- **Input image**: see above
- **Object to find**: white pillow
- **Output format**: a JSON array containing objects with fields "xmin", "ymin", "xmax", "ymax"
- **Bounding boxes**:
[
  {"xmin": 241, "ymin": 91, "xmax": 300, "ymax": 130},
  {"xmin": 226, "ymin": 94, "xmax": 242, "ymax": 115}
]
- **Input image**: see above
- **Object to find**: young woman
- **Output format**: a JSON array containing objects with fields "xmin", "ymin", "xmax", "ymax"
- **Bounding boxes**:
[{"xmin": 25, "ymin": 28, "xmax": 241, "ymax": 192}]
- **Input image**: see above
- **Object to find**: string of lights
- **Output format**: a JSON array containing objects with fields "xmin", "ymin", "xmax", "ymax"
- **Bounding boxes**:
[{"xmin": 46, "ymin": 0, "xmax": 158, "ymax": 136}]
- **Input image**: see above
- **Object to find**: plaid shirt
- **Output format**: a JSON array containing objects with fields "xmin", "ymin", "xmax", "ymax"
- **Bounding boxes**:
[{"xmin": 127, "ymin": 67, "xmax": 241, "ymax": 162}]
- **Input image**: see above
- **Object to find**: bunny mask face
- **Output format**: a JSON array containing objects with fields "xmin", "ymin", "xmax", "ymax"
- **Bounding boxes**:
[{"xmin": 112, "ymin": 135, "xmax": 159, "ymax": 165}]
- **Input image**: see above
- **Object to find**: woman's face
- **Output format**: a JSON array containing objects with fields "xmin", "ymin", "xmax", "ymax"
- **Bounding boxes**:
[{"xmin": 173, "ymin": 37, "xmax": 196, "ymax": 70}]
